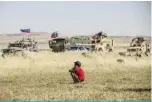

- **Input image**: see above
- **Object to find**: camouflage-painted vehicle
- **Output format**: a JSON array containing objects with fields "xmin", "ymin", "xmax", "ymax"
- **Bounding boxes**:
[
  {"xmin": 1, "ymin": 37, "xmax": 38, "ymax": 57},
  {"xmin": 49, "ymin": 35, "xmax": 93, "ymax": 52},
  {"xmin": 128, "ymin": 37, "xmax": 150, "ymax": 55},
  {"xmin": 91, "ymin": 31, "xmax": 114, "ymax": 52},
  {"xmin": 48, "ymin": 31, "xmax": 114, "ymax": 52},
  {"xmin": 119, "ymin": 36, "xmax": 150, "ymax": 57},
  {"xmin": 49, "ymin": 37, "xmax": 71, "ymax": 52}
]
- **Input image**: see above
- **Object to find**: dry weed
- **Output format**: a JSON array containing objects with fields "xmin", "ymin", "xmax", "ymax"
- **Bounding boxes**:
[{"xmin": 0, "ymin": 51, "xmax": 151, "ymax": 100}]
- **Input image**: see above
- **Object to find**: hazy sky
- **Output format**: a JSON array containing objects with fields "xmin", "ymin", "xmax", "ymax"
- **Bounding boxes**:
[{"xmin": 0, "ymin": 1, "xmax": 151, "ymax": 36}]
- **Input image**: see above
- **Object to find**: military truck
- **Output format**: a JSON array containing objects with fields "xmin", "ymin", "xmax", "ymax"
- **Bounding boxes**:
[
  {"xmin": 1, "ymin": 37, "xmax": 38, "ymax": 57},
  {"xmin": 119, "ymin": 36, "xmax": 150, "ymax": 57},
  {"xmin": 49, "ymin": 37, "xmax": 71, "ymax": 52},
  {"xmin": 90, "ymin": 31, "xmax": 113, "ymax": 52},
  {"xmin": 127, "ymin": 36, "xmax": 150, "ymax": 56},
  {"xmin": 49, "ymin": 35, "xmax": 93, "ymax": 52},
  {"xmin": 48, "ymin": 31, "xmax": 114, "ymax": 52}
]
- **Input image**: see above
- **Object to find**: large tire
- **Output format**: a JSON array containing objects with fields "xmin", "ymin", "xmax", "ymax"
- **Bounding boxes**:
[
  {"xmin": 98, "ymin": 48, "xmax": 102, "ymax": 51},
  {"xmin": 48, "ymin": 41, "xmax": 52, "ymax": 49},
  {"xmin": 1, "ymin": 53, "xmax": 5, "ymax": 58}
]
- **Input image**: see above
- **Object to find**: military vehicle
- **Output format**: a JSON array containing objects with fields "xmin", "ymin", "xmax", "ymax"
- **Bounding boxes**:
[
  {"xmin": 50, "ymin": 31, "xmax": 59, "ymax": 39},
  {"xmin": 91, "ymin": 31, "xmax": 113, "ymax": 52},
  {"xmin": 49, "ymin": 37, "xmax": 71, "ymax": 52},
  {"xmin": 128, "ymin": 36, "xmax": 150, "ymax": 55},
  {"xmin": 119, "ymin": 36, "xmax": 150, "ymax": 57},
  {"xmin": 48, "ymin": 31, "xmax": 114, "ymax": 52},
  {"xmin": 1, "ymin": 37, "xmax": 38, "ymax": 57}
]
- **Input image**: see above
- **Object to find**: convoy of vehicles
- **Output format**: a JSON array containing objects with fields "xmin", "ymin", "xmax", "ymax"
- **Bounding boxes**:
[
  {"xmin": 0, "ymin": 30, "xmax": 151, "ymax": 57},
  {"xmin": 48, "ymin": 31, "xmax": 114, "ymax": 52}
]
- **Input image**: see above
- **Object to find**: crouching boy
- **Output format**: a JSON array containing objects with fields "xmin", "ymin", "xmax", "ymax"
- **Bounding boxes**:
[{"xmin": 69, "ymin": 61, "xmax": 85, "ymax": 83}]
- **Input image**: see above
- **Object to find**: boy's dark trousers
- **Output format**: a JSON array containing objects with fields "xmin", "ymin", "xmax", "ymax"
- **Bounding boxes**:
[{"xmin": 70, "ymin": 72, "xmax": 84, "ymax": 83}]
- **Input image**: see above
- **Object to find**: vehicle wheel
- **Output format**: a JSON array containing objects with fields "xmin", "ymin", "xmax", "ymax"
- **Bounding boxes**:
[
  {"xmin": 98, "ymin": 48, "xmax": 102, "ymax": 51},
  {"xmin": 2, "ymin": 54, "xmax": 5, "ymax": 58},
  {"xmin": 109, "ymin": 48, "xmax": 113, "ymax": 52}
]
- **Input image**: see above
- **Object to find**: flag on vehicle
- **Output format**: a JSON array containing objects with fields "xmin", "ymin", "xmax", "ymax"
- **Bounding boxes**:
[
  {"xmin": 51, "ymin": 32, "xmax": 58, "ymax": 38},
  {"xmin": 92, "ymin": 31, "xmax": 104, "ymax": 39},
  {"xmin": 20, "ymin": 28, "xmax": 31, "ymax": 33},
  {"xmin": 92, "ymin": 33, "xmax": 99, "ymax": 39}
]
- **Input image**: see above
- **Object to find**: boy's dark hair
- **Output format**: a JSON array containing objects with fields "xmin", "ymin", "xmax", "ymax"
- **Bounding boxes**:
[{"xmin": 74, "ymin": 61, "xmax": 81, "ymax": 67}]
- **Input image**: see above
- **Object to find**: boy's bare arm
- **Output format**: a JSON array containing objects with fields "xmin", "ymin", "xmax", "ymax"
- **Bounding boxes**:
[{"xmin": 69, "ymin": 67, "xmax": 76, "ymax": 72}]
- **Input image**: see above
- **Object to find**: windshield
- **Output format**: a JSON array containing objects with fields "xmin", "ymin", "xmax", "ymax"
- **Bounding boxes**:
[
  {"xmin": 53, "ymin": 39, "xmax": 65, "ymax": 43},
  {"xmin": 71, "ymin": 46, "xmax": 86, "ymax": 51},
  {"xmin": 51, "ymin": 32, "xmax": 58, "ymax": 36},
  {"xmin": 71, "ymin": 47, "xmax": 78, "ymax": 50}
]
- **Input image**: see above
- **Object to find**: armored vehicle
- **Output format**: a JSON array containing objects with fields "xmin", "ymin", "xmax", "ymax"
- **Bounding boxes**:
[
  {"xmin": 127, "ymin": 36, "xmax": 150, "ymax": 55},
  {"xmin": 119, "ymin": 36, "xmax": 150, "ymax": 57},
  {"xmin": 91, "ymin": 31, "xmax": 113, "ymax": 52},
  {"xmin": 49, "ymin": 37, "xmax": 71, "ymax": 52},
  {"xmin": 48, "ymin": 31, "xmax": 114, "ymax": 52},
  {"xmin": 1, "ymin": 37, "xmax": 38, "ymax": 57}
]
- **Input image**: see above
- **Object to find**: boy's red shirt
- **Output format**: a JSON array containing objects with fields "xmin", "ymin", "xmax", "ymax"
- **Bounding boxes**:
[{"xmin": 75, "ymin": 67, "xmax": 85, "ymax": 81}]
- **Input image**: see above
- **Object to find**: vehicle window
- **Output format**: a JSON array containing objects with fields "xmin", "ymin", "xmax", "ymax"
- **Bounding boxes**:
[
  {"xmin": 71, "ymin": 47, "xmax": 78, "ymax": 50},
  {"xmin": 79, "ymin": 47, "xmax": 84, "ymax": 50},
  {"xmin": 71, "ymin": 47, "xmax": 75, "ymax": 50},
  {"xmin": 82, "ymin": 47, "xmax": 84, "ymax": 50},
  {"xmin": 78, "ymin": 47, "xmax": 81, "ymax": 50}
]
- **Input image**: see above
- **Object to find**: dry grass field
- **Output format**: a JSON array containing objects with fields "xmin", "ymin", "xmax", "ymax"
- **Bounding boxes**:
[{"xmin": 0, "ymin": 34, "xmax": 151, "ymax": 100}]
